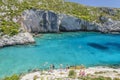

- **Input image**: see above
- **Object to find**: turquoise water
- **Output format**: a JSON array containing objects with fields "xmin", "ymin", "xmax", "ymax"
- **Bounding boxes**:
[{"xmin": 0, "ymin": 32, "xmax": 120, "ymax": 78}]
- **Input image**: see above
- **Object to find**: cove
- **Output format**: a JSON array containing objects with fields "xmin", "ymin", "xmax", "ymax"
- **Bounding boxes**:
[{"xmin": 0, "ymin": 32, "xmax": 120, "ymax": 78}]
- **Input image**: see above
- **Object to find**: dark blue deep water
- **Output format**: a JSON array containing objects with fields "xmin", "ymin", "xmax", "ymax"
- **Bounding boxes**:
[{"xmin": 0, "ymin": 32, "xmax": 120, "ymax": 78}]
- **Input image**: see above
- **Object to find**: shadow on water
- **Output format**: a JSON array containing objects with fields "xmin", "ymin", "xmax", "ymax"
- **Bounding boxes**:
[
  {"xmin": 105, "ymin": 42, "xmax": 120, "ymax": 49},
  {"xmin": 32, "ymin": 45, "xmax": 41, "ymax": 47},
  {"xmin": 87, "ymin": 43, "xmax": 108, "ymax": 50}
]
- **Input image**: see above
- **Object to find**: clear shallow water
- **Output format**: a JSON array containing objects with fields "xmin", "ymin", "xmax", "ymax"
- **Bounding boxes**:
[{"xmin": 0, "ymin": 32, "xmax": 120, "ymax": 78}]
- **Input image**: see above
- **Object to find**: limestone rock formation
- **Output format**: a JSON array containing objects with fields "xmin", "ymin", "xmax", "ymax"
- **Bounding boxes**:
[
  {"xmin": 21, "ymin": 9, "xmax": 120, "ymax": 33},
  {"xmin": 0, "ymin": 32, "xmax": 35, "ymax": 47},
  {"xmin": 59, "ymin": 14, "xmax": 82, "ymax": 31},
  {"xmin": 59, "ymin": 14, "xmax": 99, "ymax": 32},
  {"xmin": 22, "ymin": 9, "xmax": 59, "ymax": 33}
]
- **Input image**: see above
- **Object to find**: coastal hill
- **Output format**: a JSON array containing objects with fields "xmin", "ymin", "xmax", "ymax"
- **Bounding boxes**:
[
  {"xmin": 0, "ymin": 1, "xmax": 120, "ymax": 80},
  {"xmin": 0, "ymin": 0, "xmax": 120, "ymax": 47}
]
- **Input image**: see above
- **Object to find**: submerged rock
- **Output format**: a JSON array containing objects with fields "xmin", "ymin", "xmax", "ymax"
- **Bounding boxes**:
[
  {"xmin": 0, "ymin": 32, "xmax": 35, "ymax": 47},
  {"xmin": 21, "ymin": 9, "xmax": 120, "ymax": 33}
]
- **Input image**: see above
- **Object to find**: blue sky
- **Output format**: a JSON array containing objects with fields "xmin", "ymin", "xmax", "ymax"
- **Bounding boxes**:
[{"xmin": 69, "ymin": 0, "xmax": 120, "ymax": 8}]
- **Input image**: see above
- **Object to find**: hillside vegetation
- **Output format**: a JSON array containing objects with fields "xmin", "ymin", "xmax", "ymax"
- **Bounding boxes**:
[{"xmin": 0, "ymin": 0, "xmax": 120, "ymax": 35}]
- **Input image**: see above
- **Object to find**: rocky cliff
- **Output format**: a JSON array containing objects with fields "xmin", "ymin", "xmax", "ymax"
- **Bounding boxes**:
[
  {"xmin": 0, "ymin": 9, "xmax": 120, "ymax": 47},
  {"xmin": 0, "ymin": 0, "xmax": 120, "ymax": 48},
  {"xmin": 21, "ymin": 9, "xmax": 120, "ymax": 34},
  {"xmin": 21, "ymin": 10, "xmax": 59, "ymax": 33}
]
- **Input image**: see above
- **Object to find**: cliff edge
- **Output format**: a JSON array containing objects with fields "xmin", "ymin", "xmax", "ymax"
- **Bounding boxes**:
[{"xmin": 21, "ymin": 9, "xmax": 120, "ymax": 33}]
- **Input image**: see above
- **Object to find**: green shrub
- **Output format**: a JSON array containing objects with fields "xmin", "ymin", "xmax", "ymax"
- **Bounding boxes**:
[
  {"xmin": 92, "ymin": 76, "xmax": 112, "ymax": 80},
  {"xmin": 0, "ymin": 26, "xmax": 19, "ymax": 36},
  {"xmin": 68, "ymin": 70, "xmax": 76, "ymax": 78},
  {"xmin": 79, "ymin": 76, "xmax": 92, "ymax": 80},
  {"xmin": 10, "ymin": 28, "xmax": 19, "ymax": 36},
  {"xmin": 114, "ymin": 78, "xmax": 120, "ymax": 80},
  {"xmin": 0, "ymin": 21, "xmax": 19, "ymax": 36},
  {"xmin": 33, "ymin": 75, "xmax": 38, "ymax": 80},
  {"xmin": 94, "ymin": 71, "xmax": 107, "ymax": 74},
  {"xmin": 3, "ymin": 74, "xmax": 19, "ymax": 80},
  {"xmin": 80, "ymin": 76, "xmax": 112, "ymax": 80}
]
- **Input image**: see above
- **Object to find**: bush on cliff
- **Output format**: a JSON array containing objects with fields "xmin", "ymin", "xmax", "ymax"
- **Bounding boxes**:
[{"xmin": 0, "ymin": 21, "xmax": 19, "ymax": 36}]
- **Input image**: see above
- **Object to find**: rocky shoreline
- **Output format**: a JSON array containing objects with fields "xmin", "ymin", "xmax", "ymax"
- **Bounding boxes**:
[
  {"xmin": 20, "ymin": 66, "xmax": 120, "ymax": 80},
  {"xmin": 0, "ymin": 32, "xmax": 35, "ymax": 47}
]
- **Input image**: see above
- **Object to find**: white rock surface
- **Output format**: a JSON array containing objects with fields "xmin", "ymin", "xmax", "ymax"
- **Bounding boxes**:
[
  {"xmin": 21, "ymin": 9, "xmax": 120, "ymax": 33},
  {"xmin": 20, "ymin": 67, "xmax": 120, "ymax": 80},
  {"xmin": 0, "ymin": 32, "xmax": 35, "ymax": 47}
]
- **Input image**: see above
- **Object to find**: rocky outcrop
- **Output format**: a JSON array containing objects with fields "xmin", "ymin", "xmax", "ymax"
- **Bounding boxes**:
[
  {"xmin": 99, "ymin": 7, "xmax": 117, "ymax": 16},
  {"xmin": 21, "ymin": 9, "xmax": 120, "ymax": 33},
  {"xmin": 21, "ymin": 9, "xmax": 100, "ymax": 33},
  {"xmin": 100, "ymin": 20, "xmax": 120, "ymax": 33},
  {"xmin": 59, "ymin": 14, "xmax": 82, "ymax": 31},
  {"xmin": 21, "ymin": 9, "xmax": 59, "ymax": 33},
  {"xmin": 59, "ymin": 14, "xmax": 100, "ymax": 32},
  {"xmin": 0, "ymin": 32, "xmax": 35, "ymax": 47}
]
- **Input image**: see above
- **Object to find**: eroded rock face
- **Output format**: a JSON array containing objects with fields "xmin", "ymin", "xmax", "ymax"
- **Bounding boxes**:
[
  {"xmin": 59, "ymin": 14, "xmax": 82, "ymax": 31},
  {"xmin": 103, "ymin": 20, "xmax": 120, "ymax": 32},
  {"xmin": 0, "ymin": 32, "xmax": 35, "ymax": 47},
  {"xmin": 21, "ymin": 9, "xmax": 120, "ymax": 33},
  {"xmin": 22, "ymin": 9, "xmax": 59, "ymax": 33},
  {"xmin": 59, "ymin": 14, "xmax": 101, "ymax": 32}
]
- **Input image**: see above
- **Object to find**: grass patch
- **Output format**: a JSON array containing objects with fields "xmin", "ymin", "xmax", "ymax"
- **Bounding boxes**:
[
  {"xmin": 79, "ymin": 76, "xmax": 112, "ymax": 80},
  {"xmin": 114, "ymin": 78, "xmax": 120, "ymax": 80},
  {"xmin": 68, "ymin": 70, "xmax": 76, "ymax": 78},
  {"xmin": 3, "ymin": 74, "xmax": 20, "ymax": 80},
  {"xmin": 94, "ymin": 71, "xmax": 108, "ymax": 74}
]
